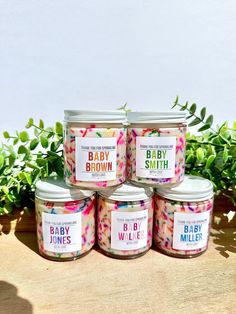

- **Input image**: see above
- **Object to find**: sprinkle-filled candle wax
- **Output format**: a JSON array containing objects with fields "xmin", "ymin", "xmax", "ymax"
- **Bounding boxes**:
[
  {"xmin": 127, "ymin": 112, "xmax": 187, "ymax": 186},
  {"xmin": 64, "ymin": 110, "xmax": 127, "ymax": 190},
  {"xmin": 35, "ymin": 177, "xmax": 96, "ymax": 261},
  {"xmin": 97, "ymin": 183, "xmax": 154, "ymax": 259},
  {"xmin": 154, "ymin": 175, "xmax": 214, "ymax": 258}
]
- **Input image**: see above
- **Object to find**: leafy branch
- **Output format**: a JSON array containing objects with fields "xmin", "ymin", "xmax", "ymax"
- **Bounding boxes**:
[
  {"xmin": 0, "ymin": 118, "xmax": 64, "ymax": 215},
  {"xmin": 173, "ymin": 97, "xmax": 236, "ymax": 206}
]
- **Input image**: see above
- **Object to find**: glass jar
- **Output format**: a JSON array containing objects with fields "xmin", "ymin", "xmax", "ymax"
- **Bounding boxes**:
[
  {"xmin": 97, "ymin": 183, "xmax": 154, "ymax": 259},
  {"xmin": 154, "ymin": 175, "xmax": 214, "ymax": 258},
  {"xmin": 35, "ymin": 177, "xmax": 96, "ymax": 261},
  {"xmin": 64, "ymin": 110, "xmax": 127, "ymax": 190},
  {"xmin": 127, "ymin": 111, "xmax": 187, "ymax": 186}
]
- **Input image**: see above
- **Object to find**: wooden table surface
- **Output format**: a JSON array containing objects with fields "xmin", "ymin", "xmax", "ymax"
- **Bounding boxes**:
[{"xmin": 0, "ymin": 228, "xmax": 236, "ymax": 314}]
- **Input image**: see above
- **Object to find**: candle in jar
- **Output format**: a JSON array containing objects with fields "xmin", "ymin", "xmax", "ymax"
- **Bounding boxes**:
[
  {"xmin": 64, "ymin": 110, "xmax": 127, "ymax": 190},
  {"xmin": 127, "ymin": 111, "xmax": 186, "ymax": 186},
  {"xmin": 154, "ymin": 175, "xmax": 214, "ymax": 258},
  {"xmin": 35, "ymin": 177, "xmax": 96, "ymax": 261},
  {"xmin": 97, "ymin": 183, "xmax": 154, "ymax": 259}
]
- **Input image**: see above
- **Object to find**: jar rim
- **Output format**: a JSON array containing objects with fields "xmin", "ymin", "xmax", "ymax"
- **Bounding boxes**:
[
  {"xmin": 128, "ymin": 111, "xmax": 186, "ymax": 124},
  {"xmin": 35, "ymin": 177, "xmax": 95, "ymax": 202},
  {"xmin": 64, "ymin": 110, "xmax": 127, "ymax": 124},
  {"xmin": 98, "ymin": 183, "xmax": 153, "ymax": 201},
  {"xmin": 155, "ymin": 175, "xmax": 214, "ymax": 202}
]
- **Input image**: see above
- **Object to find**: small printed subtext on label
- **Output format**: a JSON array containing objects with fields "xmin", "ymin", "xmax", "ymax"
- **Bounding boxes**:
[
  {"xmin": 136, "ymin": 136, "xmax": 176, "ymax": 179},
  {"xmin": 172, "ymin": 211, "xmax": 211, "ymax": 250},
  {"xmin": 42, "ymin": 212, "xmax": 82, "ymax": 253},
  {"xmin": 75, "ymin": 137, "xmax": 117, "ymax": 181},
  {"xmin": 111, "ymin": 209, "xmax": 148, "ymax": 250}
]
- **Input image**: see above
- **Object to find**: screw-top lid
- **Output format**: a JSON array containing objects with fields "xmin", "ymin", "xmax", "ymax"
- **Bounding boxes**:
[
  {"xmin": 64, "ymin": 110, "xmax": 126, "ymax": 124},
  {"xmin": 98, "ymin": 183, "xmax": 153, "ymax": 202},
  {"xmin": 128, "ymin": 111, "xmax": 186, "ymax": 124},
  {"xmin": 155, "ymin": 175, "xmax": 214, "ymax": 202},
  {"xmin": 35, "ymin": 177, "xmax": 95, "ymax": 202}
]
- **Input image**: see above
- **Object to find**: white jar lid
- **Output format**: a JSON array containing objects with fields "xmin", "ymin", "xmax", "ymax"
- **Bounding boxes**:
[
  {"xmin": 98, "ymin": 183, "xmax": 153, "ymax": 202},
  {"xmin": 156, "ymin": 175, "xmax": 214, "ymax": 202},
  {"xmin": 35, "ymin": 177, "xmax": 95, "ymax": 202},
  {"xmin": 64, "ymin": 110, "xmax": 127, "ymax": 124},
  {"xmin": 128, "ymin": 111, "xmax": 186, "ymax": 124}
]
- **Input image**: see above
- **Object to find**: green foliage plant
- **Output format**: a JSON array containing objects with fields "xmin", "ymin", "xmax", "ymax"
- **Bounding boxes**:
[
  {"xmin": 172, "ymin": 97, "xmax": 236, "ymax": 206},
  {"xmin": 0, "ymin": 118, "xmax": 63, "ymax": 215}
]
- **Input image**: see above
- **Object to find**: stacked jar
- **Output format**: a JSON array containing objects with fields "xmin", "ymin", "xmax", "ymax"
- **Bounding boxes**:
[
  {"xmin": 127, "ymin": 111, "xmax": 187, "ymax": 186},
  {"xmin": 97, "ymin": 183, "xmax": 154, "ymax": 259},
  {"xmin": 35, "ymin": 177, "xmax": 96, "ymax": 261},
  {"xmin": 64, "ymin": 110, "xmax": 127, "ymax": 189}
]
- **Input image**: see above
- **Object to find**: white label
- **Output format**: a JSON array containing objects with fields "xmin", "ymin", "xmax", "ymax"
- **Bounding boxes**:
[
  {"xmin": 172, "ymin": 211, "xmax": 211, "ymax": 250},
  {"xmin": 111, "ymin": 210, "xmax": 148, "ymax": 250},
  {"xmin": 136, "ymin": 136, "xmax": 176, "ymax": 178},
  {"xmin": 75, "ymin": 137, "xmax": 117, "ymax": 181},
  {"xmin": 42, "ymin": 212, "xmax": 82, "ymax": 253}
]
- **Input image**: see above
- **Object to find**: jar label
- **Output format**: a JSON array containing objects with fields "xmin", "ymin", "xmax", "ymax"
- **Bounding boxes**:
[
  {"xmin": 111, "ymin": 209, "xmax": 148, "ymax": 250},
  {"xmin": 172, "ymin": 211, "xmax": 211, "ymax": 250},
  {"xmin": 42, "ymin": 212, "xmax": 82, "ymax": 253},
  {"xmin": 75, "ymin": 137, "xmax": 117, "ymax": 181},
  {"xmin": 136, "ymin": 136, "xmax": 176, "ymax": 178}
]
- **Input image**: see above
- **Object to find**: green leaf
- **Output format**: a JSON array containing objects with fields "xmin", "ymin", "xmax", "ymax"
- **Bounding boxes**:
[
  {"xmin": 17, "ymin": 182, "xmax": 21, "ymax": 194},
  {"xmin": 205, "ymin": 115, "xmax": 213, "ymax": 127},
  {"xmin": 40, "ymin": 136, "xmax": 49, "ymax": 148},
  {"xmin": 50, "ymin": 139, "xmax": 63, "ymax": 152},
  {"xmin": 18, "ymin": 145, "xmax": 28, "ymax": 155},
  {"xmin": 24, "ymin": 172, "xmax": 32, "ymax": 185},
  {"xmin": 34, "ymin": 128, "xmax": 40, "ymax": 137},
  {"xmin": 30, "ymin": 139, "xmax": 39, "ymax": 150},
  {"xmin": 223, "ymin": 146, "xmax": 228, "ymax": 164},
  {"xmin": 200, "ymin": 107, "xmax": 206, "ymax": 120},
  {"xmin": 39, "ymin": 119, "xmax": 44, "ymax": 129},
  {"xmin": 25, "ymin": 162, "xmax": 40, "ymax": 170},
  {"xmin": 219, "ymin": 135, "xmax": 230, "ymax": 146},
  {"xmin": 188, "ymin": 117, "xmax": 202, "ymax": 127},
  {"xmin": 19, "ymin": 131, "xmax": 29, "ymax": 142},
  {"xmin": 2, "ymin": 186, "xmax": 9, "ymax": 194},
  {"xmin": 36, "ymin": 158, "xmax": 46, "ymax": 167},
  {"xmin": 3, "ymin": 203, "xmax": 13, "ymax": 214},
  {"xmin": 198, "ymin": 124, "xmax": 211, "ymax": 132},
  {"xmin": 13, "ymin": 138, "xmax": 19, "ymax": 145},
  {"xmin": 3, "ymin": 131, "xmax": 10, "ymax": 139},
  {"xmin": 196, "ymin": 147, "xmax": 205, "ymax": 161},
  {"xmin": 231, "ymin": 161, "xmax": 236, "ymax": 172},
  {"xmin": 55, "ymin": 122, "xmax": 63, "ymax": 136},
  {"xmin": 25, "ymin": 118, "xmax": 34, "ymax": 128},
  {"xmin": 186, "ymin": 154, "xmax": 195, "ymax": 164},
  {"xmin": 171, "ymin": 96, "xmax": 179, "ymax": 109},
  {"xmin": 205, "ymin": 155, "xmax": 215, "ymax": 169},
  {"xmin": 0, "ymin": 154, "xmax": 4, "ymax": 170},
  {"xmin": 189, "ymin": 103, "xmax": 196, "ymax": 114},
  {"xmin": 180, "ymin": 101, "xmax": 188, "ymax": 111},
  {"xmin": 53, "ymin": 157, "xmax": 64, "ymax": 177},
  {"xmin": 47, "ymin": 151, "xmax": 59, "ymax": 158}
]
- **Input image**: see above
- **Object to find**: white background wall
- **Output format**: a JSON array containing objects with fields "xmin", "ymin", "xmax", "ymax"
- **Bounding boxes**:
[{"xmin": 0, "ymin": 1, "xmax": 235, "ymax": 139}]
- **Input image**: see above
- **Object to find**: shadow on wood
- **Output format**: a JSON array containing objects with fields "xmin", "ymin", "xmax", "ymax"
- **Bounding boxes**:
[{"xmin": 0, "ymin": 281, "xmax": 33, "ymax": 314}]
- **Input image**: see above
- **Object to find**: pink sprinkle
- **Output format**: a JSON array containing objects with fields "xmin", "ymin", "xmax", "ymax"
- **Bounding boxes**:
[
  {"xmin": 96, "ymin": 181, "xmax": 108, "ymax": 188},
  {"xmin": 64, "ymin": 201, "xmax": 79, "ymax": 211}
]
